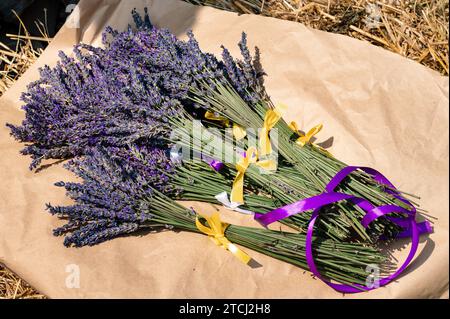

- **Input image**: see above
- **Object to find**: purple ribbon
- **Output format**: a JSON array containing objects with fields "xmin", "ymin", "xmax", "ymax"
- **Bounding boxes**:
[
  {"xmin": 201, "ymin": 154, "xmax": 225, "ymax": 172},
  {"xmin": 254, "ymin": 166, "xmax": 433, "ymax": 293},
  {"xmin": 209, "ymin": 160, "xmax": 224, "ymax": 172}
]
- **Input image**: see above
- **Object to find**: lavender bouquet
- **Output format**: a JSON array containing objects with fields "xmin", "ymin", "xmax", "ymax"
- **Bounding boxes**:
[
  {"xmin": 47, "ymin": 145, "xmax": 387, "ymax": 286},
  {"xmin": 7, "ymin": 10, "xmax": 418, "ymax": 243},
  {"xmin": 6, "ymin": 9, "xmax": 428, "ymax": 290}
]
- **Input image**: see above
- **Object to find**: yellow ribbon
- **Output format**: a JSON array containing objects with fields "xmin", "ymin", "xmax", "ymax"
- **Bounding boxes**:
[
  {"xmin": 289, "ymin": 121, "xmax": 333, "ymax": 157},
  {"xmin": 259, "ymin": 108, "xmax": 283, "ymax": 156},
  {"xmin": 232, "ymin": 124, "xmax": 247, "ymax": 141},
  {"xmin": 231, "ymin": 146, "xmax": 277, "ymax": 204},
  {"xmin": 205, "ymin": 111, "xmax": 247, "ymax": 141},
  {"xmin": 205, "ymin": 111, "xmax": 230, "ymax": 126},
  {"xmin": 196, "ymin": 212, "xmax": 251, "ymax": 264}
]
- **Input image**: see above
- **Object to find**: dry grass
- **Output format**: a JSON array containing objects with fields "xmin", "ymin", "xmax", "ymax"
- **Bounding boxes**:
[
  {"xmin": 1, "ymin": 12, "xmax": 48, "ymax": 299},
  {"xmin": 0, "ymin": 12, "xmax": 50, "ymax": 97},
  {"xmin": 0, "ymin": 264, "xmax": 45, "ymax": 299},
  {"xmin": 185, "ymin": 0, "xmax": 449, "ymax": 75}
]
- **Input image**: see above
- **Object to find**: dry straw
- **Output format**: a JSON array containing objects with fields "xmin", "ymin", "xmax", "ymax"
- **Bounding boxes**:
[
  {"xmin": 185, "ymin": 0, "xmax": 449, "ymax": 75},
  {"xmin": 0, "ymin": 265, "xmax": 45, "ymax": 299},
  {"xmin": 0, "ymin": 11, "xmax": 50, "ymax": 97},
  {"xmin": 1, "ymin": 12, "xmax": 48, "ymax": 299}
]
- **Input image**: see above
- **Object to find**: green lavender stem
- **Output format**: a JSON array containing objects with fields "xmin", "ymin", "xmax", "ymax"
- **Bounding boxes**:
[
  {"xmin": 187, "ymin": 79, "xmax": 413, "ymax": 241},
  {"xmin": 143, "ymin": 190, "xmax": 389, "ymax": 286}
]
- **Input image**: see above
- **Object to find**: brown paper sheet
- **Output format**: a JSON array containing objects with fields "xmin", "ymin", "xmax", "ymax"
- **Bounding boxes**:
[{"xmin": 0, "ymin": 0, "xmax": 448, "ymax": 298}]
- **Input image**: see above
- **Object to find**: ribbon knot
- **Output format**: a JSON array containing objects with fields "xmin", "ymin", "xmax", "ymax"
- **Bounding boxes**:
[
  {"xmin": 215, "ymin": 192, "xmax": 254, "ymax": 215},
  {"xmin": 205, "ymin": 111, "xmax": 247, "ymax": 140},
  {"xmin": 195, "ymin": 212, "xmax": 251, "ymax": 264},
  {"xmin": 259, "ymin": 108, "xmax": 282, "ymax": 156},
  {"xmin": 210, "ymin": 233, "xmax": 224, "ymax": 246},
  {"xmin": 231, "ymin": 147, "xmax": 277, "ymax": 204},
  {"xmin": 289, "ymin": 121, "xmax": 333, "ymax": 157},
  {"xmin": 254, "ymin": 166, "xmax": 433, "ymax": 293}
]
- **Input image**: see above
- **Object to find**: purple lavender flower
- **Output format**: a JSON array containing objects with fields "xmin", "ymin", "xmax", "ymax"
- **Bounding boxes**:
[
  {"xmin": 7, "ymin": 9, "xmax": 265, "ymax": 170},
  {"xmin": 48, "ymin": 145, "xmax": 182, "ymax": 247}
]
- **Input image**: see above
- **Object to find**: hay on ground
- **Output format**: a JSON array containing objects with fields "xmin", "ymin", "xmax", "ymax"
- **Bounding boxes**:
[
  {"xmin": 1, "ymin": 12, "xmax": 49, "ymax": 299},
  {"xmin": 0, "ymin": 264, "xmax": 45, "ymax": 299},
  {"xmin": 185, "ymin": 0, "xmax": 449, "ymax": 75},
  {"xmin": 0, "ymin": 11, "xmax": 50, "ymax": 97}
]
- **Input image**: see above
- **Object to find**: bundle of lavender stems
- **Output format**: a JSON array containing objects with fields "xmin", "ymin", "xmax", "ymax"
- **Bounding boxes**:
[
  {"xmin": 48, "ymin": 146, "xmax": 386, "ymax": 286},
  {"xmin": 7, "ymin": 9, "xmax": 426, "ymax": 287}
]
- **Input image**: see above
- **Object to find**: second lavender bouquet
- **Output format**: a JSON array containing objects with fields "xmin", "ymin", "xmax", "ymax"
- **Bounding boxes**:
[{"xmin": 47, "ymin": 146, "xmax": 388, "ymax": 287}]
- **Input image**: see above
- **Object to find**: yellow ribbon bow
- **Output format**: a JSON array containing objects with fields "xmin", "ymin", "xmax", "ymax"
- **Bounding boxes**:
[
  {"xmin": 259, "ymin": 108, "xmax": 283, "ymax": 156},
  {"xmin": 196, "ymin": 212, "xmax": 251, "ymax": 264},
  {"xmin": 289, "ymin": 121, "xmax": 333, "ymax": 157},
  {"xmin": 205, "ymin": 111, "xmax": 247, "ymax": 141},
  {"xmin": 231, "ymin": 147, "xmax": 277, "ymax": 204}
]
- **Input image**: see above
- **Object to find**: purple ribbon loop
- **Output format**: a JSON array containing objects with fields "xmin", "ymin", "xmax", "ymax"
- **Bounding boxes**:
[{"xmin": 254, "ymin": 166, "xmax": 433, "ymax": 293}]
